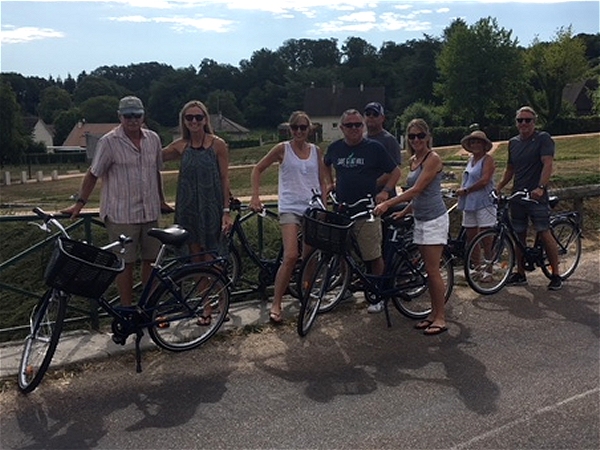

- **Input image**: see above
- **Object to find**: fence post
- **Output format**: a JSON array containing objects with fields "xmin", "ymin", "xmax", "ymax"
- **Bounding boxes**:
[{"xmin": 4, "ymin": 172, "xmax": 10, "ymax": 186}]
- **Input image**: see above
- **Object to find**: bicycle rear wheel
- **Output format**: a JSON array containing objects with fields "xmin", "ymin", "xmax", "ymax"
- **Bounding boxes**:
[
  {"xmin": 540, "ymin": 218, "xmax": 581, "ymax": 280},
  {"xmin": 391, "ymin": 249, "xmax": 454, "ymax": 319},
  {"xmin": 18, "ymin": 289, "xmax": 67, "ymax": 394},
  {"xmin": 464, "ymin": 229, "xmax": 514, "ymax": 295},
  {"xmin": 299, "ymin": 249, "xmax": 350, "ymax": 313},
  {"xmin": 148, "ymin": 267, "xmax": 230, "ymax": 351}
]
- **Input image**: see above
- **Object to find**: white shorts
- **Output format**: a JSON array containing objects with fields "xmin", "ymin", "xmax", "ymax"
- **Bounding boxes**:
[
  {"xmin": 462, "ymin": 206, "xmax": 497, "ymax": 228},
  {"xmin": 413, "ymin": 213, "xmax": 449, "ymax": 246}
]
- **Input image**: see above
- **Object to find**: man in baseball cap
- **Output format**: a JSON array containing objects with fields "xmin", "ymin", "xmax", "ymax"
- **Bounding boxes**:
[{"xmin": 118, "ymin": 95, "xmax": 145, "ymax": 115}]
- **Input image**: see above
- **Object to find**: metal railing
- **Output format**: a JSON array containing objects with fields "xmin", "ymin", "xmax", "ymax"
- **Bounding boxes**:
[{"xmin": 0, "ymin": 208, "xmax": 279, "ymax": 339}]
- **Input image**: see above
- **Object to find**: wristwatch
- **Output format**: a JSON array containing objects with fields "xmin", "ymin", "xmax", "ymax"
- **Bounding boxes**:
[{"xmin": 76, "ymin": 197, "xmax": 87, "ymax": 205}]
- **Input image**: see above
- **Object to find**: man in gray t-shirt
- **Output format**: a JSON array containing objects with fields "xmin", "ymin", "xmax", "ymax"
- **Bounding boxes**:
[
  {"xmin": 497, "ymin": 106, "xmax": 562, "ymax": 291},
  {"xmin": 364, "ymin": 102, "xmax": 401, "ymax": 197}
]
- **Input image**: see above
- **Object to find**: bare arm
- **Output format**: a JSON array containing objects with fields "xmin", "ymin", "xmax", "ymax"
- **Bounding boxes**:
[
  {"xmin": 250, "ymin": 142, "xmax": 284, "ymax": 211},
  {"xmin": 60, "ymin": 169, "xmax": 98, "ymax": 218},
  {"xmin": 532, "ymin": 155, "xmax": 554, "ymax": 200},
  {"xmin": 213, "ymin": 136, "xmax": 233, "ymax": 230},
  {"xmin": 375, "ymin": 166, "xmax": 401, "ymax": 204},
  {"xmin": 496, "ymin": 163, "xmax": 514, "ymax": 192}
]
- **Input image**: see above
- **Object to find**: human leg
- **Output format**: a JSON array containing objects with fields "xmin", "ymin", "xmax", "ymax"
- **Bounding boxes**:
[{"xmin": 271, "ymin": 222, "xmax": 301, "ymax": 322}]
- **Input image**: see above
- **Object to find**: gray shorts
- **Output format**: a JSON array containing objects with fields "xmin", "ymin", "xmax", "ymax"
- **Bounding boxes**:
[
  {"xmin": 279, "ymin": 212, "xmax": 303, "ymax": 226},
  {"xmin": 104, "ymin": 219, "xmax": 161, "ymax": 264},
  {"xmin": 509, "ymin": 199, "xmax": 550, "ymax": 233}
]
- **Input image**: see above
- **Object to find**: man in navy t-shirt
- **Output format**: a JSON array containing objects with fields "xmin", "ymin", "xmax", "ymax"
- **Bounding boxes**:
[{"xmin": 324, "ymin": 109, "xmax": 400, "ymax": 310}]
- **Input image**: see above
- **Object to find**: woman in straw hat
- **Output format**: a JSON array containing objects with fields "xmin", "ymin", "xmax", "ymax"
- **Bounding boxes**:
[{"xmin": 457, "ymin": 130, "xmax": 497, "ymax": 281}]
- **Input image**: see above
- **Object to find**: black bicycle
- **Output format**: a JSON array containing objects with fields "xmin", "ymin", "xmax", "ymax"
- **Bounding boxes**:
[
  {"xmin": 19, "ymin": 207, "xmax": 231, "ymax": 393},
  {"xmin": 225, "ymin": 197, "xmax": 302, "ymax": 299},
  {"xmin": 297, "ymin": 196, "xmax": 454, "ymax": 337},
  {"xmin": 464, "ymin": 190, "xmax": 582, "ymax": 295}
]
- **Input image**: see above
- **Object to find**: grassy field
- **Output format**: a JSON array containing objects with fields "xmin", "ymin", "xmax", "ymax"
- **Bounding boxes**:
[{"xmin": 2, "ymin": 133, "xmax": 599, "ymax": 209}]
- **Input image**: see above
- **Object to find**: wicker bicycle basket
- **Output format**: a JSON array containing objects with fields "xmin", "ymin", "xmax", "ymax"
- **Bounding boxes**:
[
  {"xmin": 44, "ymin": 237, "xmax": 125, "ymax": 298},
  {"xmin": 303, "ymin": 208, "xmax": 354, "ymax": 254}
]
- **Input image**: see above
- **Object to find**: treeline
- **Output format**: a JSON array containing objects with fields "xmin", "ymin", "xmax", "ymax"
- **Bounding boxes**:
[{"xmin": 1, "ymin": 18, "xmax": 599, "ymax": 165}]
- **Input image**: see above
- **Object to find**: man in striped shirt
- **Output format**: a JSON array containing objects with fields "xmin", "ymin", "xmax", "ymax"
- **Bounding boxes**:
[{"xmin": 63, "ymin": 96, "xmax": 166, "ymax": 306}]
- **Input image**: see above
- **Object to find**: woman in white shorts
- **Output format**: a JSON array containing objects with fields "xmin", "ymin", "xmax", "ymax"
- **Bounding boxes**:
[
  {"xmin": 250, "ymin": 112, "xmax": 327, "ymax": 324},
  {"xmin": 456, "ymin": 130, "xmax": 497, "ymax": 280},
  {"xmin": 373, "ymin": 119, "xmax": 450, "ymax": 336}
]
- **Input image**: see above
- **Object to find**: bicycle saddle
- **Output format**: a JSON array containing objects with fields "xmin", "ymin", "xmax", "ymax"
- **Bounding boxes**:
[{"xmin": 148, "ymin": 225, "xmax": 189, "ymax": 246}]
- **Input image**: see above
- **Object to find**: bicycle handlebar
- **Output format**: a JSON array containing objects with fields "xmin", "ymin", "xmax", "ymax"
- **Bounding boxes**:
[
  {"xmin": 30, "ymin": 207, "xmax": 132, "ymax": 252},
  {"xmin": 492, "ymin": 189, "xmax": 539, "ymax": 204}
]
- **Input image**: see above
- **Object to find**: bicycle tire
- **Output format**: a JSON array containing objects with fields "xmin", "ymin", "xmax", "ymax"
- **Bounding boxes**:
[
  {"xmin": 147, "ymin": 266, "xmax": 230, "ymax": 352},
  {"xmin": 464, "ymin": 229, "xmax": 514, "ymax": 295},
  {"xmin": 299, "ymin": 249, "xmax": 350, "ymax": 313},
  {"xmin": 540, "ymin": 218, "xmax": 582, "ymax": 280},
  {"xmin": 297, "ymin": 253, "xmax": 336, "ymax": 336},
  {"xmin": 18, "ymin": 289, "xmax": 67, "ymax": 394},
  {"xmin": 391, "ymin": 250, "xmax": 454, "ymax": 319},
  {"xmin": 226, "ymin": 243, "xmax": 242, "ymax": 288}
]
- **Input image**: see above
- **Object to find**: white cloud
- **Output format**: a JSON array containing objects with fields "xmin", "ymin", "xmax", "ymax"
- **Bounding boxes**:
[
  {"xmin": 108, "ymin": 15, "xmax": 235, "ymax": 32},
  {"xmin": 0, "ymin": 26, "xmax": 65, "ymax": 44}
]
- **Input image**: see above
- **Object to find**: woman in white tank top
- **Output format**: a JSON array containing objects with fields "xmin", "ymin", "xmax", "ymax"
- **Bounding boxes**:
[{"xmin": 250, "ymin": 112, "xmax": 327, "ymax": 324}]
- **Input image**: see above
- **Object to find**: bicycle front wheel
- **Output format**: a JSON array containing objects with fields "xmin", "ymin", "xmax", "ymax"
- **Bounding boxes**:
[
  {"xmin": 299, "ymin": 250, "xmax": 350, "ymax": 313},
  {"xmin": 298, "ymin": 253, "xmax": 340, "ymax": 336},
  {"xmin": 148, "ymin": 267, "xmax": 230, "ymax": 352},
  {"xmin": 541, "ymin": 218, "xmax": 581, "ymax": 280},
  {"xmin": 464, "ymin": 229, "xmax": 514, "ymax": 295},
  {"xmin": 391, "ymin": 249, "xmax": 454, "ymax": 319},
  {"xmin": 18, "ymin": 289, "xmax": 67, "ymax": 394}
]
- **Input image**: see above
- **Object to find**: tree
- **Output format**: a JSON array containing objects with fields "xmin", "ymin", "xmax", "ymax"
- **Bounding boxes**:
[
  {"xmin": 53, "ymin": 108, "xmax": 83, "ymax": 147},
  {"xmin": 277, "ymin": 38, "xmax": 340, "ymax": 70},
  {"xmin": 0, "ymin": 80, "xmax": 28, "ymax": 165},
  {"xmin": 72, "ymin": 75, "xmax": 126, "ymax": 105},
  {"xmin": 525, "ymin": 27, "xmax": 589, "ymax": 124},
  {"xmin": 79, "ymin": 96, "xmax": 121, "ymax": 123},
  {"xmin": 38, "ymin": 86, "xmax": 72, "ymax": 123},
  {"xmin": 436, "ymin": 17, "xmax": 524, "ymax": 126},
  {"xmin": 206, "ymin": 90, "xmax": 244, "ymax": 124},
  {"xmin": 147, "ymin": 67, "xmax": 207, "ymax": 127}
]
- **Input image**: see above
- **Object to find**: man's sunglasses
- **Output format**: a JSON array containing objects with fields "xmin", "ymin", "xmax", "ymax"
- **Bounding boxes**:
[
  {"xmin": 185, "ymin": 114, "xmax": 206, "ymax": 122},
  {"xmin": 122, "ymin": 113, "xmax": 143, "ymax": 119},
  {"xmin": 365, "ymin": 111, "xmax": 380, "ymax": 117},
  {"xmin": 408, "ymin": 132, "xmax": 427, "ymax": 140},
  {"xmin": 342, "ymin": 122, "xmax": 363, "ymax": 129},
  {"xmin": 516, "ymin": 118, "xmax": 534, "ymax": 123},
  {"xmin": 290, "ymin": 124, "xmax": 309, "ymax": 131}
]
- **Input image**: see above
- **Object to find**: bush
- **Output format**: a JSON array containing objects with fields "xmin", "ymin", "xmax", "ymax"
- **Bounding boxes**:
[{"xmin": 546, "ymin": 116, "xmax": 600, "ymax": 135}]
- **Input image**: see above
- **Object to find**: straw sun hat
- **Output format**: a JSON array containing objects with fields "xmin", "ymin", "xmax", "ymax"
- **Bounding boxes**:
[{"xmin": 460, "ymin": 130, "xmax": 493, "ymax": 152}]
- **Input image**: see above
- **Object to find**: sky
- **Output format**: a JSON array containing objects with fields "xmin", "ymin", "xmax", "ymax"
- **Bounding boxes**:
[{"xmin": 1, "ymin": 0, "xmax": 599, "ymax": 79}]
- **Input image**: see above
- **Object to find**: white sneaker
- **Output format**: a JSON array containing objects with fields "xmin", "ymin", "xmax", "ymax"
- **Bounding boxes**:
[{"xmin": 367, "ymin": 301, "xmax": 384, "ymax": 314}]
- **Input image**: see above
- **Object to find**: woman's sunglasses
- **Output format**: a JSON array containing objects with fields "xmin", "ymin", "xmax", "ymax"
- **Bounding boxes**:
[
  {"xmin": 408, "ymin": 132, "xmax": 427, "ymax": 140},
  {"xmin": 184, "ymin": 114, "xmax": 206, "ymax": 122},
  {"xmin": 290, "ymin": 124, "xmax": 309, "ymax": 131}
]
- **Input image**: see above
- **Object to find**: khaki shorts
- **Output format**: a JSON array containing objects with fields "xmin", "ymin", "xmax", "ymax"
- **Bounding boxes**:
[
  {"xmin": 352, "ymin": 217, "xmax": 382, "ymax": 261},
  {"xmin": 105, "ymin": 219, "xmax": 161, "ymax": 264}
]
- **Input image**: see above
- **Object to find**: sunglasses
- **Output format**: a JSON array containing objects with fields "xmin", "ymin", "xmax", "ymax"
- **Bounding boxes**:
[
  {"xmin": 365, "ymin": 111, "xmax": 380, "ymax": 117},
  {"xmin": 184, "ymin": 114, "xmax": 205, "ymax": 122},
  {"xmin": 408, "ymin": 132, "xmax": 427, "ymax": 140},
  {"xmin": 290, "ymin": 124, "xmax": 309, "ymax": 131},
  {"xmin": 516, "ymin": 117, "xmax": 534, "ymax": 123},
  {"xmin": 122, "ymin": 113, "xmax": 143, "ymax": 119},
  {"xmin": 342, "ymin": 122, "xmax": 364, "ymax": 129}
]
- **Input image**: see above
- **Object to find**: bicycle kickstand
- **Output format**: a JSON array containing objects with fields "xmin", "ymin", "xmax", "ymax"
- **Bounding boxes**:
[
  {"xmin": 383, "ymin": 298, "xmax": 392, "ymax": 328},
  {"xmin": 135, "ymin": 330, "xmax": 144, "ymax": 373}
]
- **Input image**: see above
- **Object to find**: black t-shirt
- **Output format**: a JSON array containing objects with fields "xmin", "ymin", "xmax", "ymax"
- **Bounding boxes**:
[{"xmin": 325, "ymin": 137, "xmax": 397, "ymax": 206}]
